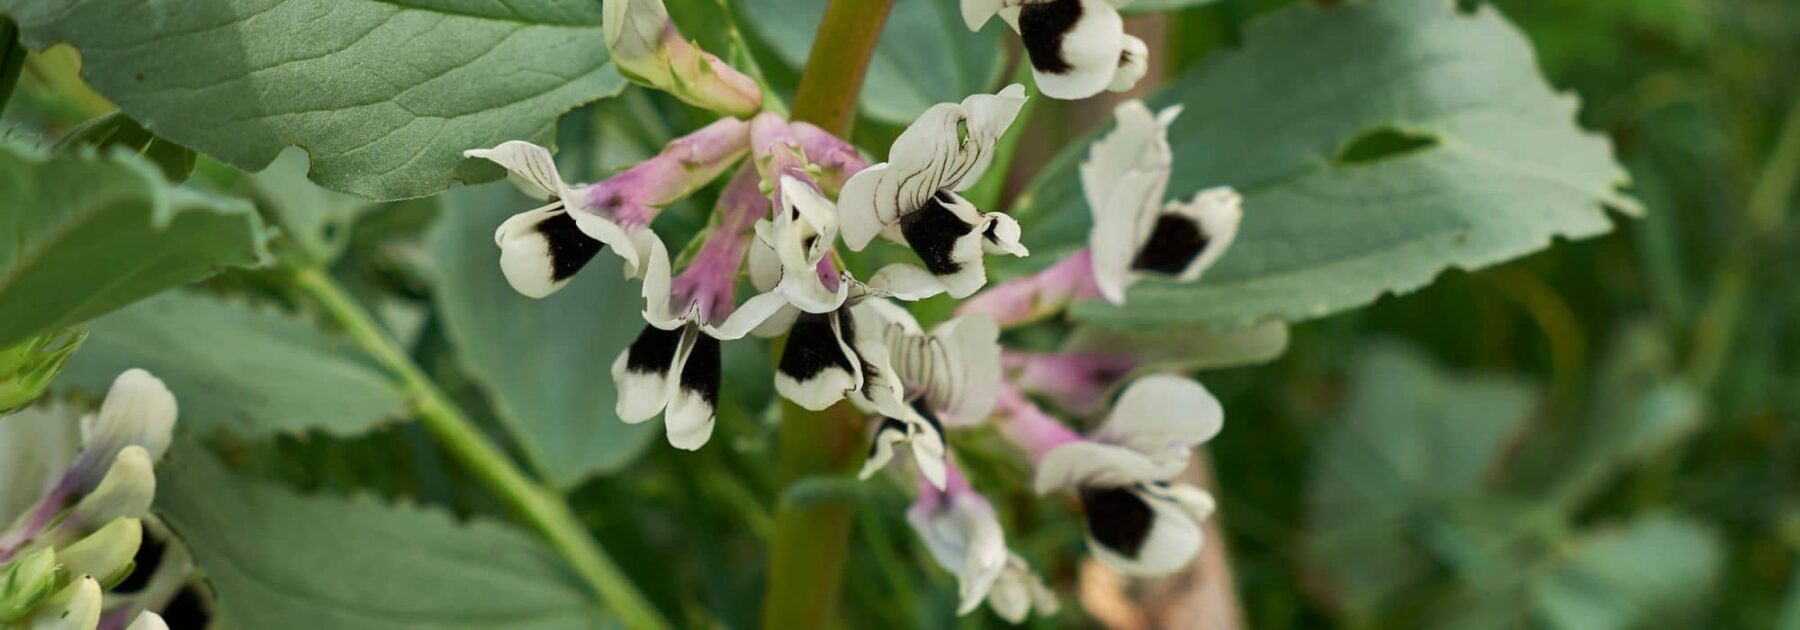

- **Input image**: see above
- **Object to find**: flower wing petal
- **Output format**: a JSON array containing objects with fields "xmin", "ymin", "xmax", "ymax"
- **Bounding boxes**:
[{"xmin": 464, "ymin": 141, "xmax": 569, "ymax": 201}]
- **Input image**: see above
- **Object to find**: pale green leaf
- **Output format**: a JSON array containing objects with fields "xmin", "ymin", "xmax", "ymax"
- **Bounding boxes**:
[
  {"xmin": 1011, "ymin": 0, "xmax": 1634, "ymax": 329},
  {"xmin": 1121, "ymin": 0, "xmax": 1223, "ymax": 13},
  {"xmin": 1533, "ymin": 514, "xmax": 1722, "ymax": 630},
  {"xmin": 0, "ymin": 0, "xmax": 626, "ymax": 200},
  {"xmin": 248, "ymin": 147, "xmax": 378, "ymax": 263},
  {"xmin": 1306, "ymin": 340, "xmax": 1538, "ymax": 613},
  {"xmin": 426, "ymin": 184, "xmax": 655, "ymax": 489},
  {"xmin": 739, "ymin": 0, "xmax": 1004, "ymax": 124},
  {"xmin": 155, "ymin": 441, "xmax": 610, "ymax": 629},
  {"xmin": 0, "ymin": 141, "xmax": 268, "ymax": 349},
  {"xmin": 55, "ymin": 291, "xmax": 408, "ymax": 440}
]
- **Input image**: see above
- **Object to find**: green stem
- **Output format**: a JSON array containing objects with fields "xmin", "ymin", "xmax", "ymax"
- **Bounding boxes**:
[
  {"xmin": 761, "ymin": 3, "xmax": 894, "ymax": 625},
  {"xmin": 0, "ymin": 18, "xmax": 26, "ymax": 117},
  {"xmin": 291, "ymin": 267, "xmax": 671, "ymax": 630}
]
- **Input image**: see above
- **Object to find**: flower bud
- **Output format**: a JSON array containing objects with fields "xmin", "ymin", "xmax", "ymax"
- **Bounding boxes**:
[
  {"xmin": 74, "ymin": 370, "xmax": 176, "ymax": 489},
  {"xmin": 0, "ymin": 329, "xmax": 85, "ymax": 415},
  {"xmin": 126, "ymin": 612, "xmax": 169, "ymax": 630},
  {"xmin": 57, "ymin": 518, "xmax": 142, "ymax": 590},
  {"xmin": 23, "ymin": 575, "xmax": 99, "ymax": 630},
  {"xmin": 70, "ymin": 447, "xmax": 156, "ymax": 526},
  {"xmin": 603, "ymin": 0, "xmax": 763, "ymax": 117},
  {"xmin": 0, "ymin": 547, "xmax": 58, "ymax": 622}
]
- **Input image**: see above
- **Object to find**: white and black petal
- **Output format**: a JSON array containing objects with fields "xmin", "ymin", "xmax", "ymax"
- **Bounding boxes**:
[
  {"xmin": 1078, "ymin": 481, "xmax": 1214, "ymax": 577},
  {"xmin": 1109, "ymin": 35, "xmax": 1149, "ymax": 93},
  {"xmin": 760, "ymin": 176, "xmax": 849, "ymax": 313},
  {"xmin": 612, "ymin": 324, "xmax": 691, "ymax": 423},
  {"xmin": 1008, "ymin": 0, "xmax": 1130, "ymax": 99},
  {"xmin": 1133, "ymin": 187, "xmax": 1242, "ymax": 282},
  {"xmin": 664, "ymin": 334, "xmax": 721, "ymax": 450},
  {"xmin": 1082, "ymin": 100, "xmax": 1177, "ymax": 304},
  {"xmin": 775, "ymin": 311, "xmax": 862, "ymax": 411},
  {"xmin": 465, "ymin": 141, "xmax": 571, "ymax": 201},
  {"xmin": 840, "ymin": 86, "xmax": 1028, "ymax": 252},
  {"xmin": 859, "ymin": 400, "xmax": 950, "ymax": 488},
  {"xmin": 877, "ymin": 307, "xmax": 1003, "ymax": 427},
  {"xmin": 494, "ymin": 204, "xmax": 606, "ymax": 299}
]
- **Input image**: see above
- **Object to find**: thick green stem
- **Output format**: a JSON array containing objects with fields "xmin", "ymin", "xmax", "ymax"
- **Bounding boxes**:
[
  {"xmin": 291, "ymin": 267, "xmax": 671, "ymax": 630},
  {"xmin": 1, "ymin": 18, "xmax": 26, "ymax": 117},
  {"xmin": 761, "ymin": 1, "xmax": 893, "ymax": 627}
]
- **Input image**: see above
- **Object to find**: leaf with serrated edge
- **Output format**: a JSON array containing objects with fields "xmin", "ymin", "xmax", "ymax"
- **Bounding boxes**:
[
  {"xmin": 0, "ymin": 0, "xmax": 625, "ymax": 200},
  {"xmin": 1010, "ymin": 0, "xmax": 1634, "ymax": 330},
  {"xmin": 56, "ymin": 292, "xmax": 408, "ymax": 440},
  {"xmin": 0, "ymin": 141, "xmax": 268, "ymax": 348},
  {"xmin": 155, "ymin": 440, "xmax": 610, "ymax": 629}
]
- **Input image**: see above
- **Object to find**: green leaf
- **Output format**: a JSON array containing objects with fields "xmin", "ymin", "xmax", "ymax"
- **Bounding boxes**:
[
  {"xmin": 0, "ymin": 0, "xmax": 626, "ymax": 200},
  {"xmin": 1532, "ymin": 514, "xmax": 1723, "ymax": 630},
  {"xmin": 1063, "ymin": 320, "xmax": 1289, "ymax": 371},
  {"xmin": 55, "ymin": 112, "xmax": 198, "ymax": 182},
  {"xmin": 1306, "ymin": 340, "xmax": 1538, "ymax": 613},
  {"xmin": 738, "ymin": 0, "xmax": 1004, "ymax": 124},
  {"xmin": 155, "ymin": 440, "xmax": 610, "ymax": 629},
  {"xmin": 426, "ymin": 184, "xmax": 655, "ymax": 489},
  {"xmin": 1012, "ymin": 0, "xmax": 1634, "ymax": 330},
  {"xmin": 1121, "ymin": 0, "xmax": 1223, "ymax": 14},
  {"xmin": 55, "ymin": 291, "xmax": 408, "ymax": 440},
  {"xmin": 247, "ymin": 147, "xmax": 379, "ymax": 264},
  {"xmin": 0, "ymin": 141, "xmax": 268, "ymax": 349}
]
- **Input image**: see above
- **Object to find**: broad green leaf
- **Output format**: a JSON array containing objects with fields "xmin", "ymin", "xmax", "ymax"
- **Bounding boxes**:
[
  {"xmin": 55, "ymin": 291, "xmax": 407, "ymax": 440},
  {"xmin": 1532, "ymin": 514, "xmax": 1722, "ymax": 630},
  {"xmin": 0, "ymin": 141, "xmax": 268, "ymax": 349},
  {"xmin": 54, "ymin": 112, "xmax": 198, "ymax": 182},
  {"xmin": 1121, "ymin": 0, "xmax": 1223, "ymax": 13},
  {"xmin": 1064, "ymin": 321, "xmax": 1289, "ymax": 371},
  {"xmin": 0, "ymin": 0, "xmax": 626, "ymax": 200},
  {"xmin": 1012, "ymin": 0, "xmax": 1634, "ymax": 329},
  {"xmin": 739, "ymin": 0, "xmax": 1004, "ymax": 124},
  {"xmin": 426, "ymin": 184, "xmax": 655, "ymax": 489},
  {"xmin": 1306, "ymin": 340, "xmax": 1537, "ymax": 613},
  {"xmin": 155, "ymin": 441, "xmax": 609, "ymax": 629}
]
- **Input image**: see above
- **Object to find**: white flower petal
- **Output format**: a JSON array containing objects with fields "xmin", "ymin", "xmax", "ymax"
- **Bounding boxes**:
[
  {"xmin": 1147, "ymin": 186, "xmax": 1243, "ymax": 283},
  {"xmin": 766, "ymin": 176, "xmax": 850, "ymax": 313},
  {"xmin": 702, "ymin": 291, "xmax": 791, "ymax": 340},
  {"xmin": 985, "ymin": 554, "xmax": 1058, "ymax": 622},
  {"xmin": 1081, "ymin": 482, "xmax": 1212, "ymax": 577},
  {"xmin": 1033, "ymin": 440, "xmax": 1181, "ymax": 494},
  {"xmin": 919, "ymin": 315, "xmax": 1002, "ymax": 427},
  {"xmin": 858, "ymin": 404, "xmax": 948, "ymax": 487},
  {"xmin": 566, "ymin": 208, "xmax": 646, "ymax": 279},
  {"xmin": 83, "ymin": 369, "xmax": 177, "ymax": 467},
  {"xmin": 1093, "ymin": 374, "xmax": 1223, "ymax": 456},
  {"xmin": 126, "ymin": 612, "xmax": 170, "ymax": 630},
  {"xmin": 909, "ymin": 492, "xmax": 1008, "ymax": 616},
  {"xmin": 612, "ymin": 325, "xmax": 689, "ymax": 422},
  {"xmin": 1016, "ymin": 0, "xmax": 1127, "ymax": 99},
  {"xmin": 635, "ymin": 234, "xmax": 688, "ymax": 330},
  {"xmin": 1107, "ymin": 34, "xmax": 1149, "ymax": 93},
  {"xmin": 748, "ymin": 228, "xmax": 782, "ymax": 292},
  {"xmin": 845, "ymin": 301, "xmax": 912, "ymax": 419},
  {"xmin": 464, "ymin": 141, "xmax": 570, "ymax": 201},
  {"xmin": 664, "ymin": 334, "xmax": 720, "ymax": 450},
  {"xmin": 493, "ymin": 204, "xmax": 603, "ymax": 299},
  {"xmin": 867, "ymin": 262, "xmax": 954, "ymax": 301},
  {"xmin": 1082, "ymin": 100, "xmax": 1177, "ymax": 304},
  {"xmin": 858, "ymin": 418, "xmax": 910, "ymax": 481}
]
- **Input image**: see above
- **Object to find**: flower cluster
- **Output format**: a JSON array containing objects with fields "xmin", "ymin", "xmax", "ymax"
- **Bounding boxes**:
[
  {"xmin": 465, "ymin": 0, "xmax": 1242, "ymax": 618},
  {"xmin": 0, "ymin": 370, "xmax": 179, "ymax": 630}
]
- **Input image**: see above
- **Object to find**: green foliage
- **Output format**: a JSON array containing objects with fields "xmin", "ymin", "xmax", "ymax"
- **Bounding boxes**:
[
  {"xmin": 247, "ymin": 148, "xmax": 379, "ymax": 264},
  {"xmin": 1532, "ymin": 514, "xmax": 1723, "ymax": 630},
  {"xmin": 739, "ymin": 0, "xmax": 1003, "ymax": 124},
  {"xmin": 54, "ymin": 112, "xmax": 197, "ymax": 182},
  {"xmin": 0, "ymin": 0, "xmax": 626, "ymax": 200},
  {"xmin": 155, "ymin": 440, "xmax": 611, "ymax": 629},
  {"xmin": 426, "ymin": 184, "xmax": 656, "ymax": 488},
  {"xmin": 56, "ymin": 292, "xmax": 408, "ymax": 440},
  {"xmin": 1014, "ymin": 0, "xmax": 1634, "ymax": 330},
  {"xmin": 0, "ymin": 140, "xmax": 268, "ymax": 349}
]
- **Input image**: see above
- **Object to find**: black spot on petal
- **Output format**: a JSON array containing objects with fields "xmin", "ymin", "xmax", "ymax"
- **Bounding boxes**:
[
  {"xmin": 869, "ymin": 418, "xmax": 910, "ymax": 457},
  {"xmin": 536, "ymin": 210, "xmax": 604, "ymax": 281},
  {"xmin": 681, "ymin": 334, "xmax": 722, "ymax": 408},
  {"xmin": 909, "ymin": 399, "xmax": 947, "ymax": 447},
  {"xmin": 900, "ymin": 192, "xmax": 975, "ymax": 276},
  {"xmin": 1019, "ymin": 0, "xmax": 1082, "ymax": 75},
  {"xmin": 112, "ymin": 529, "xmax": 167, "ymax": 594},
  {"xmin": 1080, "ymin": 485, "xmax": 1155, "ymax": 558},
  {"xmin": 1130, "ymin": 214, "xmax": 1208, "ymax": 275},
  {"xmin": 780, "ymin": 312, "xmax": 855, "ymax": 382},
  {"xmin": 626, "ymin": 325, "xmax": 684, "ymax": 375}
]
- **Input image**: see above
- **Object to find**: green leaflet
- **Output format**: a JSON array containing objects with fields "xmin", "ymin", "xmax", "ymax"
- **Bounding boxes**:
[
  {"xmin": 1531, "ymin": 514, "xmax": 1723, "ymax": 630},
  {"xmin": 0, "ymin": 0, "xmax": 625, "ymax": 201},
  {"xmin": 0, "ymin": 141, "xmax": 268, "ymax": 349},
  {"xmin": 738, "ymin": 0, "xmax": 1004, "ymax": 124},
  {"xmin": 1011, "ymin": 0, "xmax": 1635, "ymax": 330},
  {"xmin": 425, "ymin": 184, "xmax": 656, "ymax": 489},
  {"xmin": 155, "ymin": 441, "xmax": 611, "ymax": 629},
  {"xmin": 56, "ymin": 291, "xmax": 408, "ymax": 440}
]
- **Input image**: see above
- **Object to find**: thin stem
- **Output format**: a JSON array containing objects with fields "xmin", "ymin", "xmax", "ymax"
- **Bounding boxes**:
[
  {"xmin": 290, "ymin": 267, "xmax": 671, "ymax": 630},
  {"xmin": 1, "ymin": 18, "xmax": 26, "ymax": 117},
  {"xmin": 761, "ymin": 0, "xmax": 894, "ymax": 626}
]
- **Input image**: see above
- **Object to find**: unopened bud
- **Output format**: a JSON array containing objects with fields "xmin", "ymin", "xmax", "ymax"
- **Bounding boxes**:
[
  {"xmin": 0, "ymin": 329, "xmax": 85, "ymax": 414},
  {"xmin": 23, "ymin": 575, "xmax": 99, "ymax": 630},
  {"xmin": 74, "ymin": 370, "xmax": 176, "ymax": 488},
  {"xmin": 603, "ymin": 0, "xmax": 763, "ymax": 117},
  {"xmin": 0, "ymin": 547, "xmax": 58, "ymax": 622},
  {"xmin": 70, "ymin": 447, "xmax": 156, "ymax": 526},
  {"xmin": 57, "ymin": 518, "xmax": 141, "ymax": 590}
]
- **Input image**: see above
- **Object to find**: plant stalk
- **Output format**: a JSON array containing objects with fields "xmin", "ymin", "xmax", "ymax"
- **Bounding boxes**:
[
  {"xmin": 761, "ymin": 0, "xmax": 894, "ymax": 626},
  {"xmin": 291, "ymin": 267, "xmax": 671, "ymax": 630}
]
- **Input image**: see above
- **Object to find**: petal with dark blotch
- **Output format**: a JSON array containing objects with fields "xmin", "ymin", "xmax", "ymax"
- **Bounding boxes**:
[
  {"xmin": 1079, "ymin": 482, "xmax": 1213, "ymax": 577},
  {"xmin": 665, "ymin": 334, "xmax": 721, "ymax": 450},
  {"xmin": 1016, "ymin": 0, "xmax": 1126, "ymax": 99},
  {"xmin": 775, "ymin": 311, "xmax": 862, "ymax": 411},
  {"xmin": 612, "ymin": 324, "xmax": 688, "ymax": 423},
  {"xmin": 494, "ymin": 205, "xmax": 603, "ymax": 299}
]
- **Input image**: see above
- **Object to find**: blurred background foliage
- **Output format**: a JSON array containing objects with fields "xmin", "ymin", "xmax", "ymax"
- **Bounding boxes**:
[{"xmin": 3, "ymin": 0, "xmax": 1798, "ymax": 627}]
